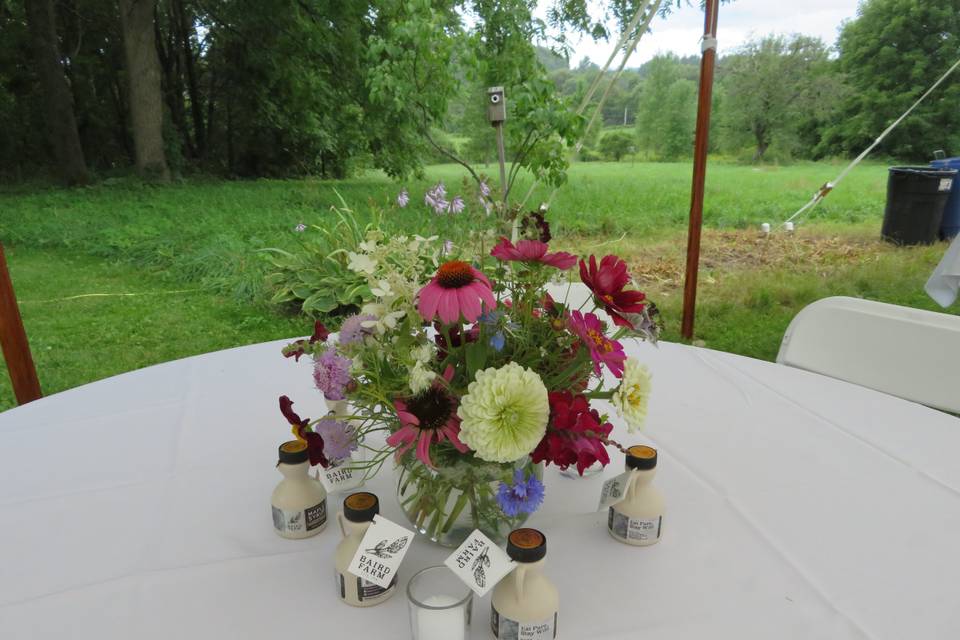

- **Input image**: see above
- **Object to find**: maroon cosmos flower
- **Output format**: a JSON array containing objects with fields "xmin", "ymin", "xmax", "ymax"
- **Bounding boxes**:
[
  {"xmin": 578, "ymin": 255, "xmax": 646, "ymax": 328},
  {"xmin": 531, "ymin": 392, "xmax": 613, "ymax": 475},
  {"xmin": 279, "ymin": 395, "xmax": 328, "ymax": 467},
  {"xmin": 282, "ymin": 320, "xmax": 331, "ymax": 362},
  {"xmin": 491, "ymin": 237, "xmax": 577, "ymax": 270}
]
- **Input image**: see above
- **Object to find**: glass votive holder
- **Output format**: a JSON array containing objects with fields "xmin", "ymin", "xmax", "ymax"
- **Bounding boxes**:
[{"xmin": 407, "ymin": 566, "xmax": 472, "ymax": 640}]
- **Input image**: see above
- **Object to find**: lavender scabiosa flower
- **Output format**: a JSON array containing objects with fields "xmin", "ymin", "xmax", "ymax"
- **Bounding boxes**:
[
  {"xmin": 294, "ymin": 223, "xmax": 307, "ymax": 232},
  {"xmin": 338, "ymin": 313, "xmax": 377, "ymax": 346},
  {"xmin": 449, "ymin": 195, "xmax": 465, "ymax": 214},
  {"xmin": 496, "ymin": 468, "xmax": 545, "ymax": 517},
  {"xmin": 313, "ymin": 348, "xmax": 352, "ymax": 401},
  {"xmin": 313, "ymin": 416, "xmax": 357, "ymax": 463},
  {"xmin": 397, "ymin": 189, "xmax": 410, "ymax": 208}
]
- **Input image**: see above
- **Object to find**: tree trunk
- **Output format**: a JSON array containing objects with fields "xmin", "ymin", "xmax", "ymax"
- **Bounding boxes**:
[
  {"xmin": 23, "ymin": 0, "xmax": 89, "ymax": 185},
  {"xmin": 119, "ymin": 0, "xmax": 170, "ymax": 181},
  {"xmin": 174, "ymin": 0, "xmax": 205, "ymax": 156}
]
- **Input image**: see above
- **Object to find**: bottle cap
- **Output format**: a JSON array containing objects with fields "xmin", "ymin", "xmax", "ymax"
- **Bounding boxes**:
[
  {"xmin": 625, "ymin": 445, "xmax": 657, "ymax": 470},
  {"xmin": 278, "ymin": 440, "xmax": 309, "ymax": 465},
  {"xmin": 343, "ymin": 492, "xmax": 379, "ymax": 523},
  {"xmin": 506, "ymin": 528, "xmax": 547, "ymax": 563}
]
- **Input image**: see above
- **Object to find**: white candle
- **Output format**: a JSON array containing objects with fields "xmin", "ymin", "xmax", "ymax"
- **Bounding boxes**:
[{"xmin": 416, "ymin": 594, "xmax": 466, "ymax": 640}]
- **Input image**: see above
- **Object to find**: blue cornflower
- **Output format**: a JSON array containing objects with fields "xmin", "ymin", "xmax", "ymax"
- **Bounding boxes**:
[
  {"xmin": 490, "ymin": 331, "xmax": 506, "ymax": 351},
  {"xmin": 497, "ymin": 469, "xmax": 545, "ymax": 517}
]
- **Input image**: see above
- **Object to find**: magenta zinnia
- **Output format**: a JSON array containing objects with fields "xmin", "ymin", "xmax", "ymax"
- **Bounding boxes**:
[
  {"xmin": 490, "ymin": 237, "xmax": 577, "ymax": 270},
  {"xmin": 387, "ymin": 369, "xmax": 469, "ymax": 467},
  {"xmin": 417, "ymin": 260, "xmax": 496, "ymax": 324},
  {"xmin": 569, "ymin": 310, "xmax": 627, "ymax": 378}
]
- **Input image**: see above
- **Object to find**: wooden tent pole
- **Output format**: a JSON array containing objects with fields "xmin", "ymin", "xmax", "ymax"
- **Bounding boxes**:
[
  {"xmin": 0, "ymin": 243, "xmax": 42, "ymax": 405},
  {"xmin": 680, "ymin": 0, "xmax": 720, "ymax": 340}
]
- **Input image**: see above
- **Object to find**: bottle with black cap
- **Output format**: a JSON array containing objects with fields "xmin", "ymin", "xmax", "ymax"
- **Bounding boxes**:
[
  {"xmin": 490, "ymin": 528, "xmax": 559, "ymax": 639},
  {"xmin": 334, "ymin": 492, "xmax": 397, "ymax": 607},
  {"xmin": 271, "ymin": 440, "xmax": 328, "ymax": 539},
  {"xmin": 608, "ymin": 445, "xmax": 664, "ymax": 546}
]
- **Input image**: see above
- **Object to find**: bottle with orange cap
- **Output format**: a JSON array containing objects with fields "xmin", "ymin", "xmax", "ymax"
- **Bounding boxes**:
[
  {"xmin": 490, "ymin": 528, "xmax": 559, "ymax": 639},
  {"xmin": 271, "ymin": 440, "xmax": 328, "ymax": 539},
  {"xmin": 608, "ymin": 445, "xmax": 664, "ymax": 546},
  {"xmin": 334, "ymin": 492, "xmax": 398, "ymax": 607}
]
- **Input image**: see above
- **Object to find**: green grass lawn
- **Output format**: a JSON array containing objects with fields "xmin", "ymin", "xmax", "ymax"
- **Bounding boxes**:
[{"xmin": 1, "ymin": 160, "xmax": 955, "ymax": 411}]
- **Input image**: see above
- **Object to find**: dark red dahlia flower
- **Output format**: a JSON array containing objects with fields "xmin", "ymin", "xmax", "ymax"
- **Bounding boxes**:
[{"xmin": 578, "ymin": 255, "xmax": 646, "ymax": 328}]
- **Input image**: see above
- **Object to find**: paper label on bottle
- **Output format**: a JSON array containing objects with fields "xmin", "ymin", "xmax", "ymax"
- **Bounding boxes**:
[
  {"xmin": 335, "ymin": 570, "xmax": 396, "ymax": 603},
  {"xmin": 608, "ymin": 508, "xmax": 662, "ymax": 542},
  {"xmin": 318, "ymin": 461, "xmax": 364, "ymax": 493},
  {"xmin": 444, "ymin": 529, "xmax": 516, "ymax": 597},
  {"xmin": 598, "ymin": 470, "xmax": 633, "ymax": 509},
  {"xmin": 346, "ymin": 514, "xmax": 415, "ymax": 589},
  {"xmin": 272, "ymin": 499, "xmax": 327, "ymax": 534},
  {"xmin": 491, "ymin": 607, "xmax": 557, "ymax": 640}
]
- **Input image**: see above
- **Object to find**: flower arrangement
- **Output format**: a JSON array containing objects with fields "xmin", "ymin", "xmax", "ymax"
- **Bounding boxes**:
[{"xmin": 279, "ymin": 193, "xmax": 658, "ymax": 546}]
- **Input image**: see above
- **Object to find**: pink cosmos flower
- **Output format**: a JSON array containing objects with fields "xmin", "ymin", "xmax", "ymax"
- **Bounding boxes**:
[
  {"xmin": 490, "ymin": 237, "xmax": 577, "ymax": 270},
  {"xmin": 569, "ymin": 310, "xmax": 627, "ymax": 378},
  {"xmin": 417, "ymin": 260, "xmax": 496, "ymax": 324},
  {"xmin": 387, "ymin": 368, "xmax": 469, "ymax": 467}
]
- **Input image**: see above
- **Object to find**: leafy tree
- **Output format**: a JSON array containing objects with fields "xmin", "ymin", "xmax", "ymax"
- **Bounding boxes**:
[
  {"xmin": 634, "ymin": 53, "xmax": 697, "ymax": 160},
  {"xmin": 598, "ymin": 130, "xmax": 635, "ymax": 161},
  {"xmin": 819, "ymin": 0, "xmax": 960, "ymax": 161},
  {"xmin": 719, "ymin": 35, "xmax": 833, "ymax": 161}
]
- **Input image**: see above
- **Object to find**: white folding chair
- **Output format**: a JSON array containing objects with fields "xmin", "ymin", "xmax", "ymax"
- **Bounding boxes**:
[{"xmin": 777, "ymin": 296, "xmax": 960, "ymax": 413}]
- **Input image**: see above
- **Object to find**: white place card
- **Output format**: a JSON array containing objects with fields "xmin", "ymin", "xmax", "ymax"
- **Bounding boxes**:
[
  {"xmin": 347, "ymin": 515, "xmax": 415, "ymax": 589},
  {"xmin": 317, "ymin": 461, "xmax": 365, "ymax": 493},
  {"xmin": 598, "ymin": 470, "xmax": 634, "ymax": 510},
  {"xmin": 444, "ymin": 529, "xmax": 516, "ymax": 597}
]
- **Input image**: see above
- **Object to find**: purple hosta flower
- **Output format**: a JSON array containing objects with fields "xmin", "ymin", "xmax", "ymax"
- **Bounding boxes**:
[
  {"xmin": 313, "ymin": 348, "xmax": 352, "ymax": 401},
  {"xmin": 313, "ymin": 416, "xmax": 357, "ymax": 463},
  {"xmin": 338, "ymin": 313, "xmax": 376, "ymax": 346},
  {"xmin": 294, "ymin": 223, "xmax": 307, "ymax": 232},
  {"xmin": 449, "ymin": 195, "xmax": 465, "ymax": 214},
  {"xmin": 479, "ymin": 180, "xmax": 491, "ymax": 198},
  {"xmin": 497, "ymin": 468, "xmax": 545, "ymax": 517},
  {"xmin": 425, "ymin": 182, "xmax": 449, "ymax": 214},
  {"xmin": 442, "ymin": 239, "xmax": 454, "ymax": 256},
  {"xmin": 479, "ymin": 197, "xmax": 493, "ymax": 216},
  {"xmin": 397, "ymin": 189, "xmax": 410, "ymax": 208}
]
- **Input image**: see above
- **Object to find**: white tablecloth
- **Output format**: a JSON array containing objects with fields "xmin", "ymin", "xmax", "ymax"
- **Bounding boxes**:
[{"xmin": 1, "ymin": 339, "xmax": 959, "ymax": 639}]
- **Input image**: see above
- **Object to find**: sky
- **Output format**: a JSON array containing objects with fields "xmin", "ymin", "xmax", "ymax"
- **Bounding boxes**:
[{"xmin": 546, "ymin": 0, "xmax": 864, "ymax": 68}]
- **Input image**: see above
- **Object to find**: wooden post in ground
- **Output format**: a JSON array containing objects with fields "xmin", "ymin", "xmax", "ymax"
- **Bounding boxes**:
[
  {"xmin": 681, "ymin": 0, "xmax": 720, "ymax": 340},
  {"xmin": 0, "ymin": 243, "xmax": 42, "ymax": 405}
]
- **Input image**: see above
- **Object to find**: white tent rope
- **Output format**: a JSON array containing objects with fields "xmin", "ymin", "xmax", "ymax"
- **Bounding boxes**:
[
  {"xmin": 516, "ymin": 0, "xmax": 661, "ymax": 210},
  {"xmin": 783, "ymin": 53, "xmax": 960, "ymax": 227}
]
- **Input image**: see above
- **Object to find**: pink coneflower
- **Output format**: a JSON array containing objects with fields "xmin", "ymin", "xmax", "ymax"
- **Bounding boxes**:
[
  {"xmin": 568, "ymin": 310, "xmax": 627, "ymax": 378},
  {"xmin": 417, "ymin": 260, "xmax": 496, "ymax": 324},
  {"xmin": 490, "ymin": 237, "xmax": 577, "ymax": 270},
  {"xmin": 387, "ymin": 369, "xmax": 469, "ymax": 467}
]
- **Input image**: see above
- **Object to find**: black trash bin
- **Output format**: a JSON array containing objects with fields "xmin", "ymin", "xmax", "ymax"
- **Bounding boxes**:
[{"xmin": 882, "ymin": 166, "xmax": 957, "ymax": 245}]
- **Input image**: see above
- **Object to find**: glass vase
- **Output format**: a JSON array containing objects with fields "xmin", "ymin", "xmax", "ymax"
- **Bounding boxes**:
[{"xmin": 396, "ymin": 456, "xmax": 541, "ymax": 548}]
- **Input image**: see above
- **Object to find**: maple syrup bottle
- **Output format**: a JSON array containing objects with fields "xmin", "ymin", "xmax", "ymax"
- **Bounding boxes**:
[
  {"xmin": 271, "ymin": 440, "xmax": 328, "ymax": 539},
  {"xmin": 490, "ymin": 529, "xmax": 559, "ymax": 639},
  {"xmin": 608, "ymin": 445, "xmax": 664, "ymax": 546},
  {"xmin": 334, "ymin": 492, "xmax": 397, "ymax": 607}
]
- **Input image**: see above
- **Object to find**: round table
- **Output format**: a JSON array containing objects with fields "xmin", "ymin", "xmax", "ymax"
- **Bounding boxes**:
[{"xmin": 1, "ymin": 338, "xmax": 959, "ymax": 639}]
